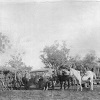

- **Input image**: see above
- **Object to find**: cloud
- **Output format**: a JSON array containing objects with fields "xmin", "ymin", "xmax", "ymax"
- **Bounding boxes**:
[
  {"xmin": 1, "ymin": 0, "xmax": 100, "ymax": 3},
  {"xmin": 0, "ymin": 1, "xmax": 100, "ymax": 70},
  {"xmin": 33, "ymin": 0, "xmax": 62, "ymax": 2},
  {"xmin": 0, "ymin": 0, "xmax": 62, "ymax": 3}
]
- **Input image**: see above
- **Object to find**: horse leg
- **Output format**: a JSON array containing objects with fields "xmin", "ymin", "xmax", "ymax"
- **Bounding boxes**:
[
  {"xmin": 79, "ymin": 81, "xmax": 82, "ymax": 91},
  {"xmin": 52, "ymin": 81, "xmax": 54, "ymax": 90},
  {"xmin": 77, "ymin": 83, "xmax": 79, "ymax": 91},
  {"xmin": 62, "ymin": 81, "xmax": 64, "ymax": 90},
  {"xmin": 85, "ymin": 83, "xmax": 88, "ymax": 88},
  {"xmin": 43, "ymin": 83, "xmax": 46, "ymax": 90},
  {"xmin": 71, "ymin": 78, "xmax": 74, "ymax": 90},
  {"xmin": 77, "ymin": 83, "xmax": 81, "ymax": 91},
  {"xmin": 43, "ymin": 86, "xmax": 45, "ymax": 90},
  {"xmin": 60, "ymin": 81, "xmax": 62, "ymax": 89},
  {"xmin": 77, "ymin": 80, "xmax": 82, "ymax": 91},
  {"xmin": 72, "ymin": 79, "xmax": 76, "ymax": 89},
  {"xmin": 46, "ymin": 82, "xmax": 49, "ymax": 90},
  {"xmin": 64, "ymin": 81, "xmax": 66, "ymax": 90},
  {"xmin": 44, "ymin": 82, "xmax": 48, "ymax": 90},
  {"xmin": 90, "ymin": 79, "xmax": 93, "ymax": 90},
  {"xmin": 53, "ymin": 81, "xmax": 56, "ymax": 88},
  {"xmin": 46, "ymin": 85, "xmax": 48, "ymax": 90},
  {"xmin": 67, "ymin": 79, "xmax": 70, "ymax": 89}
]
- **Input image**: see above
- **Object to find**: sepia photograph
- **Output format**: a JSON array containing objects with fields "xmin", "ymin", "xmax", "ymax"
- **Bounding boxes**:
[{"xmin": 0, "ymin": 0, "xmax": 100, "ymax": 100}]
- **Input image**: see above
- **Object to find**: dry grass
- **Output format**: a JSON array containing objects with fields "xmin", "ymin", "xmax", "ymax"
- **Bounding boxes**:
[{"xmin": 0, "ymin": 85, "xmax": 100, "ymax": 100}]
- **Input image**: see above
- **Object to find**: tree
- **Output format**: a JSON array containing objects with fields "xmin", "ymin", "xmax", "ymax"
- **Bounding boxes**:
[
  {"xmin": 40, "ymin": 41, "xmax": 70, "ymax": 70},
  {"xmin": 8, "ymin": 52, "xmax": 24, "ymax": 69},
  {"xmin": 82, "ymin": 50, "xmax": 97, "ymax": 70},
  {"xmin": 7, "ymin": 52, "xmax": 32, "ymax": 73},
  {"xmin": 0, "ymin": 32, "xmax": 11, "ymax": 53},
  {"xmin": 0, "ymin": 32, "xmax": 32, "ymax": 73},
  {"xmin": 68, "ymin": 55, "xmax": 83, "ymax": 71}
]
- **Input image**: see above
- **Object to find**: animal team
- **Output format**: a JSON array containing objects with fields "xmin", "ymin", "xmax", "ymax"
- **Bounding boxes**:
[
  {"xmin": 0, "ymin": 65, "xmax": 97, "ymax": 91},
  {"xmin": 38, "ymin": 66, "xmax": 96, "ymax": 91}
]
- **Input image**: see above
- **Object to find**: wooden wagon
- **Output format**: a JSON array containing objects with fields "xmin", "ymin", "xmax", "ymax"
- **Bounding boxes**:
[{"xmin": 30, "ymin": 69, "xmax": 49, "ymax": 88}]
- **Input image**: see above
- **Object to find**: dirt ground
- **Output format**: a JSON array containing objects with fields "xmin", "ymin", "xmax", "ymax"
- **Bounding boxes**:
[{"xmin": 0, "ymin": 85, "xmax": 100, "ymax": 100}]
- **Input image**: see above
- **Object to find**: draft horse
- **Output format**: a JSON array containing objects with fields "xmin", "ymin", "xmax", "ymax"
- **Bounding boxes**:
[
  {"xmin": 57, "ymin": 69, "xmax": 74, "ymax": 90},
  {"xmin": 69, "ymin": 67, "xmax": 96, "ymax": 91}
]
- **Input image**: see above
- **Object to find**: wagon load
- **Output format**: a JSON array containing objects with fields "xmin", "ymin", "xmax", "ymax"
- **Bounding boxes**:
[
  {"xmin": 0, "ymin": 66, "xmax": 17, "ymax": 90},
  {"xmin": 0, "ymin": 65, "xmax": 25, "ymax": 90},
  {"xmin": 30, "ymin": 68, "xmax": 55, "ymax": 90}
]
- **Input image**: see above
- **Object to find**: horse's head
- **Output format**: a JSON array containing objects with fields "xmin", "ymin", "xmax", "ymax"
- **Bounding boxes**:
[{"xmin": 62, "ymin": 69, "xmax": 70, "ymax": 75}]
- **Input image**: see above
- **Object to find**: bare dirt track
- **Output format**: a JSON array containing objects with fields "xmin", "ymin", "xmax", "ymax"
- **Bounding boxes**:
[{"xmin": 0, "ymin": 85, "xmax": 100, "ymax": 100}]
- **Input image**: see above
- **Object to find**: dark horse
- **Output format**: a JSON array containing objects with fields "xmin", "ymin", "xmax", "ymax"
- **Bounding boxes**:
[{"xmin": 57, "ymin": 69, "xmax": 74, "ymax": 90}]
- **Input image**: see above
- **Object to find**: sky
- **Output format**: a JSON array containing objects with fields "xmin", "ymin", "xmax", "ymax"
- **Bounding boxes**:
[{"xmin": 0, "ymin": 0, "xmax": 100, "ymax": 70}]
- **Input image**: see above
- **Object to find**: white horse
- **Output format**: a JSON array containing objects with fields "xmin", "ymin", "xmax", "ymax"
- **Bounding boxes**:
[
  {"xmin": 82, "ymin": 70, "xmax": 96, "ymax": 90},
  {"xmin": 69, "ymin": 67, "xmax": 96, "ymax": 91}
]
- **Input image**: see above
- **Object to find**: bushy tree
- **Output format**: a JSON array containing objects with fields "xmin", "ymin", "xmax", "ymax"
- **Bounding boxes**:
[
  {"xmin": 40, "ymin": 41, "xmax": 70, "ymax": 70},
  {"xmin": 8, "ymin": 52, "xmax": 32, "ymax": 71},
  {"xmin": 68, "ymin": 55, "xmax": 83, "ymax": 71},
  {"xmin": 0, "ymin": 32, "xmax": 32, "ymax": 75},
  {"xmin": 8, "ymin": 52, "xmax": 24, "ymax": 69},
  {"xmin": 82, "ymin": 50, "xmax": 97, "ymax": 70}
]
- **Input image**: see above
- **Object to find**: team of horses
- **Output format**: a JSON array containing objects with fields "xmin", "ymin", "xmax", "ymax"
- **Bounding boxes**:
[
  {"xmin": 0, "ymin": 66, "xmax": 97, "ymax": 91},
  {"xmin": 32, "ymin": 66, "xmax": 96, "ymax": 91}
]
